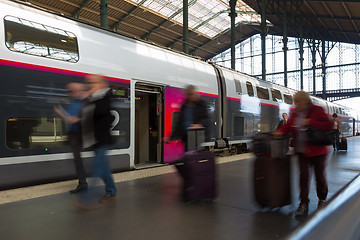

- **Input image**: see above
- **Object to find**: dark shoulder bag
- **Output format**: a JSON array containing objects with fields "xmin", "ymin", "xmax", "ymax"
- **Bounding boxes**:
[{"xmin": 306, "ymin": 127, "xmax": 336, "ymax": 146}]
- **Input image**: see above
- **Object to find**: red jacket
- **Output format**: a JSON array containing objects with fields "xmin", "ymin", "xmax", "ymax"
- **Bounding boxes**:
[{"xmin": 277, "ymin": 103, "xmax": 334, "ymax": 157}]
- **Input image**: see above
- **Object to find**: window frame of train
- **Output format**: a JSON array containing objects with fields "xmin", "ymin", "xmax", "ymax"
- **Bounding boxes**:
[
  {"xmin": 284, "ymin": 93, "xmax": 293, "ymax": 105},
  {"xmin": 256, "ymin": 86, "xmax": 269, "ymax": 100},
  {"xmin": 271, "ymin": 88, "xmax": 282, "ymax": 102},
  {"xmin": 246, "ymin": 81, "xmax": 254, "ymax": 97},
  {"xmin": 4, "ymin": 15, "xmax": 79, "ymax": 63}
]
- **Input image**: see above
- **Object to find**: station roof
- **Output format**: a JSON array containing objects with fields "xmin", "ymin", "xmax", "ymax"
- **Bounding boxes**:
[{"xmin": 17, "ymin": 0, "xmax": 360, "ymax": 60}]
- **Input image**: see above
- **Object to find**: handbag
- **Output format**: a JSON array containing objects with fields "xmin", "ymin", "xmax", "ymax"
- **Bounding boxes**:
[{"xmin": 306, "ymin": 127, "xmax": 336, "ymax": 146}]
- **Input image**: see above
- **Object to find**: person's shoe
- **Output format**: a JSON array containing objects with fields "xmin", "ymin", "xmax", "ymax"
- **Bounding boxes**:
[
  {"xmin": 318, "ymin": 199, "xmax": 326, "ymax": 208},
  {"xmin": 69, "ymin": 184, "xmax": 88, "ymax": 194},
  {"xmin": 99, "ymin": 194, "xmax": 116, "ymax": 203},
  {"xmin": 295, "ymin": 202, "xmax": 308, "ymax": 217}
]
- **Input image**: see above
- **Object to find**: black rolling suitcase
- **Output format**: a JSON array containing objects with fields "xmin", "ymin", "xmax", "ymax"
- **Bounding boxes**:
[
  {"xmin": 175, "ymin": 128, "xmax": 216, "ymax": 202},
  {"xmin": 338, "ymin": 137, "xmax": 347, "ymax": 151},
  {"xmin": 252, "ymin": 133, "xmax": 291, "ymax": 208}
]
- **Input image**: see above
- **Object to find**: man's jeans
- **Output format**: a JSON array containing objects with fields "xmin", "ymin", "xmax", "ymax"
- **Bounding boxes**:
[{"xmin": 81, "ymin": 144, "xmax": 116, "ymax": 203}]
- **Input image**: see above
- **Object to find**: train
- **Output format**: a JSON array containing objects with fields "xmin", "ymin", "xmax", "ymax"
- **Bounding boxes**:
[{"xmin": 0, "ymin": 0, "xmax": 359, "ymax": 189}]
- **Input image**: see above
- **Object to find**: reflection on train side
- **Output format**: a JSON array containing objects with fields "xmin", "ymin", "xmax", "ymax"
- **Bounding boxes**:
[{"xmin": 6, "ymin": 117, "xmax": 67, "ymax": 149}]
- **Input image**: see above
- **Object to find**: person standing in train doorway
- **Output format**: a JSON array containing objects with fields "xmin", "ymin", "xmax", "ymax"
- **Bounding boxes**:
[
  {"xmin": 169, "ymin": 84, "xmax": 210, "ymax": 150},
  {"xmin": 54, "ymin": 82, "xmax": 88, "ymax": 193},
  {"xmin": 276, "ymin": 113, "xmax": 288, "ymax": 130},
  {"xmin": 75, "ymin": 74, "xmax": 117, "ymax": 209},
  {"xmin": 274, "ymin": 91, "xmax": 333, "ymax": 217},
  {"xmin": 331, "ymin": 113, "xmax": 341, "ymax": 151}
]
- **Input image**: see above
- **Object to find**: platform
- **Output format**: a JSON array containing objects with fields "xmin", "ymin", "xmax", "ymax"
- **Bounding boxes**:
[{"xmin": 1, "ymin": 138, "xmax": 360, "ymax": 240}]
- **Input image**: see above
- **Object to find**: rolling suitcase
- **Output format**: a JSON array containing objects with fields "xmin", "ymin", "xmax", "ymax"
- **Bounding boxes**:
[
  {"xmin": 175, "ymin": 127, "xmax": 216, "ymax": 202},
  {"xmin": 252, "ymin": 133, "xmax": 291, "ymax": 208},
  {"xmin": 338, "ymin": 137, "xmax": 347, "ymax": 151},
  {"xmin": 253, "ymin": 155, "xmax": 291, "ymax": 208},
  {"xmin": 182, "ymin": 150, "xmax": 216, "ymax": 201}
]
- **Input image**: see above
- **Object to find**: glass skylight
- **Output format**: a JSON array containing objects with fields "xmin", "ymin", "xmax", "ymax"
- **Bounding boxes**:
[{"xmin": 129, "ymin": 0, "xmax": 264, "ymax": 39}]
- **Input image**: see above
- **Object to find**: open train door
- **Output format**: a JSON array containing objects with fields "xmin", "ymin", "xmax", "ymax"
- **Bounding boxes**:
[{"xmin": 134, "ymin": 82, "xmax": 163, "ymax": 168}]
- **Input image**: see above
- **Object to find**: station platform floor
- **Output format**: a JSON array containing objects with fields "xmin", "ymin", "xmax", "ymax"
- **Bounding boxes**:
[{"xmin": 1, "ymin": 137, "xmax": 360, "ymax": 240}]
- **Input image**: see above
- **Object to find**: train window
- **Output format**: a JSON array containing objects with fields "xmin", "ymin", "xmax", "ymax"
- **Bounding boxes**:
[
  {"xmin": 171, "ymin": 111, "xmax": 181, "ymax": 139},
  {"xmin": 246, "ymin": 82, "xmax": 254, "ymax": 97},
  {"xmin": 4, "ymin": 16, "xmax": 79, "ymax": 63},
  {"xmin": 234, "ymin": 79, "xmax": 242, "ymax": 94},
  {"xmin": 284, "ymin": 94, "xmax": 293, "ymax": 104},
  {"xmin": 271, "ymin": 88, "xmax": 282, "ymax": 102},
  {"xmin": 256, "ymin": 86, "xmax": 269, "ymax": 100},
  {"xmin": 6, "ymin": 117, "xmax": 67, "ymax": 149}
]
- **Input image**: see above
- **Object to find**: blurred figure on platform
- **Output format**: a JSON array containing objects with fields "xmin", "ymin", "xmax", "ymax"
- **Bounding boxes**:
[
  {"xmin": 274, "ymin": 91, "xmax": 333, "ymax": 217},
  {"xmin": 169, "ymin": 84, "xmax": 210, "ymax": 151},
  {"xmin": 76, "ymin": 75, "xmax": 116, "ymax": 209},
  {"xmin": 54, "ymin": 82, "xmax": 88, "ymax": 193},
  {"xmin": 331, "ymin": 113, "xmax": 341, "ymax": 151}
]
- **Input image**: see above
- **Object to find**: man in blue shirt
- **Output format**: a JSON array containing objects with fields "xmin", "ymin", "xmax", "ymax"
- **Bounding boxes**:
[{"xmin": 55, "ymin": 82, "xmax": 88, "ymax": 193}]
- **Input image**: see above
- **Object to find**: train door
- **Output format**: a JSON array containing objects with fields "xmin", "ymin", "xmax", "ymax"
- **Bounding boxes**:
[{"xmin": 135, "ymin": 83, "xmax": 163, "ymax": 168}]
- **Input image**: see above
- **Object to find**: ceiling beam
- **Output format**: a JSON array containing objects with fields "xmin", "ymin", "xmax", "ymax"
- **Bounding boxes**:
[
  {"xmin": 70, "ymin": 0, "xmax": 91, "ymax": 18},
  {"xmin": 199, "ymin": 32, "xmax": 258, "ymax": 60},
  {"xmin": 110, "ymin": 0, "xmax": 148, "ymax": 30},
  {"xmin": 190, "ymin": 22, "xmax": 254, "ymax": 57},
  {"xmin": 341, "ymin": 2, "xmax": 359, "ymax": 34},
  {"xmin": 304, "ymin": 1, "xmax": 336, "ymax": 39},
  {"xmin": 321, "ymin": 1, "xmax": 350, "ymax": 42},
  {"xmin": 141, "ymin": 0, "xmax": 197, "ymax": 40}
]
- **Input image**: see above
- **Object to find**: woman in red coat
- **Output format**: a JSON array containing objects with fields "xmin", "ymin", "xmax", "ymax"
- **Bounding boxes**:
[{"xmin": 275, "ymin": 91, "xmax": 333, "ymax": 217}]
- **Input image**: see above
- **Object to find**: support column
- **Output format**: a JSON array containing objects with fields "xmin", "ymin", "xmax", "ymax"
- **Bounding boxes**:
[
  {"xmin": 339, "ymin": 43, "xmax": 343, "ymax": 89},
  {"xmin": 283, "ymin": 0, "xmax": 288, "ymax": 87},
  {"xmin": 229, "ymin": 0, "xmax": 237, "ymax": 70},
  {"xmin": 311, "ymin": 40, "xmax": 316, "ymax": 95},
  {"xmin": 240, "ymin": 43, "xmax": 244, "ymax": 72},
  {"xmin": 100, "ymin": 0, "xmax": 108, "ymax": 29},
  {"xmin": 356, "ymin": 45, "xmax": 359, "ymax": 88},
  {"xmin": 183, "ymin": 0, "xmax": 189, "ymax": 54},
  {"xmin": 299, "ymin": 24, "xmax": 304, "ymax": 90},
  {"xmin": 261, "ymin": 0, "xmax": 267, "ymax": 80},
  {"xmin": 250, "ymin": 37, "xmax": 254, "ymax": 75},
  {"xmin": 321, "ymin": 40, "xmax": 327, "ymax": 100}
]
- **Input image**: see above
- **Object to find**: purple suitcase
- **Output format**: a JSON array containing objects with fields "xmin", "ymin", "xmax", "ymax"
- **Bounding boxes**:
[{"xmin": 179, "ymin": 151, "xmax": 216, "ymax": 202}]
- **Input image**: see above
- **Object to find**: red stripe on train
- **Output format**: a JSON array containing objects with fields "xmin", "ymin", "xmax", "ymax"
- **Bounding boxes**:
[{"xmin": 0, "ymin": 59, "xmax": 130, "ymax": 84}]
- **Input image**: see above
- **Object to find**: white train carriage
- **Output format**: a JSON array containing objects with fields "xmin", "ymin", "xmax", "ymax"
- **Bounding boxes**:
[{"xmin": 0, "ymin": 0, "xmax": 358, "ymax": 189}]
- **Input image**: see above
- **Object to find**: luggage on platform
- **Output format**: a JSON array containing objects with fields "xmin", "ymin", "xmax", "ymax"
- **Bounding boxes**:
[
  {"xmin": 176, "ymin": 150, "xmax": 216, "ymax": 202},
  {"xmin": 175, "ymin": 127, "xmax": 216, "ymax": 202},
  {"xmin": 252, "ymin": 133, "xmax": 289, "ymax": 159},
  {"xmin": 252, "ymin": 133, "xmax": 291, "ymax": 208},
  {"xmin": 187, "ymin": 127, "xmax": 205, "ymax": 151},
  {"xmin": 338, "ymin": 137, "xmax": 348, "ymax": 151},
  {"xmin": 253, "ymin": 154, "xmax": 292, "ymax": 208}
]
